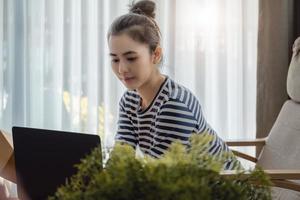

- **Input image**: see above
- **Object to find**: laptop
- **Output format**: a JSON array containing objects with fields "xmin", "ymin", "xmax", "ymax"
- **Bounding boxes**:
[{"xmin": 12, "ymin": 126, "xmax": 102, "ymax": 200}]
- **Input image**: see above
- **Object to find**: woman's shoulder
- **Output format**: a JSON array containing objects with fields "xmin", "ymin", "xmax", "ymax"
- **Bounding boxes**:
[
  {"xmin": 119, "ymin": 90, "xmax": 140, "ymax": 109},
  {"xmin": 119, "ymin": 89, "xmax": 141, "ymax": 102},
  {"xmin": 167, "ymin": 78, "xmax": 199, "ymax": 105}
]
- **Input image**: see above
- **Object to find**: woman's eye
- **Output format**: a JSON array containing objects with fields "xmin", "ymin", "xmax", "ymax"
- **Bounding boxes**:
[
  {"xmin": 112, "ymin": 59, "xmax": 119, "ymax": 63},
  {"xmin": 127, "ymin": 57, "xmax": 137, "ymax": 62}
]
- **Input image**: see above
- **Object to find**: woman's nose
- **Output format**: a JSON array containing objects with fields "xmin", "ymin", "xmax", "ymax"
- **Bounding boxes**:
[{"xmin": 118, "ymin": 61, "xmax": 130, "ymax": 74}]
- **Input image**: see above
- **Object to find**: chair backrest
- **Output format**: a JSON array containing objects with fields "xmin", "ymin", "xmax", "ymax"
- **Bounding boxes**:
[
  {"xmin": 257, "ymin": 37, "xmax": 300, "ymax": 169},
  {"xmin": 256, "ymin": 100, "xmax": 300, "ymax": 169},
  {"xmin": 256, "ymin": 37, "xmax": 300, "ymax": 199}
]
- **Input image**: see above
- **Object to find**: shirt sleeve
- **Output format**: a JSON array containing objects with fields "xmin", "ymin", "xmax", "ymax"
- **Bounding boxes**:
[
  {"xmin": 156, "ymin": 94, "xmax": 242, "ymax": 170},
  {"xmin": 155, "ymin": 98, "xmax": 199, "ymax": 148},
  {"xmin": 192, "ymin": 99, "xmax": 242, "ymax": 170},
  {"xmin": 115, "ymin": 95, "xmax": 138, "ymax": 149}
]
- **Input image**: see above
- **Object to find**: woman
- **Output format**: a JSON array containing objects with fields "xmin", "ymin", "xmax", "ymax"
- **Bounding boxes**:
[{"xmin": 108, "ymin": 0, "xmax": 241, "ymax": 170}]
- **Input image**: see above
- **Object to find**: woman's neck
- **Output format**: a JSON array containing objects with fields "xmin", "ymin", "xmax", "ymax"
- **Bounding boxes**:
[{"xmin": 136, "ymin": 71, "xmax": 166, "ymax": 110}]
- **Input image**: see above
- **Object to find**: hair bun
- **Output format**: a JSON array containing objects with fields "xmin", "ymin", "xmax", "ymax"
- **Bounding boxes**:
[{"xmin": 129, "ymin": 0, "xmax": 156, "ymax": 18}]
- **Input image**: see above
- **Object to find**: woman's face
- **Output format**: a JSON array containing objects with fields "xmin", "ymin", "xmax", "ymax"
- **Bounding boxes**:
[{"xmin": 108, "ymin": 33, "xmax": 157, "ymax": 90}]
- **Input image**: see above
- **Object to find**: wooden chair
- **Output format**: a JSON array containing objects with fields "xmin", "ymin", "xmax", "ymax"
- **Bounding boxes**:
[
  {"xmin": 0, "ymin": 130, "xmax": 16, "ymax": 184},
  {"xmin": 222, "ymin": 37, "xmax": 300, "ymax": 199},
  {"xmin": 0, "ymin": 131, "xmax": 17, "ymax": 200}
]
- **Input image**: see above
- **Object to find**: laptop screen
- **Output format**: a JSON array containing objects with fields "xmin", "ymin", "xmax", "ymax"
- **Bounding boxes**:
[{"xmin": 12, "ymin": 127, "xmax": 101, "ymax": 200}]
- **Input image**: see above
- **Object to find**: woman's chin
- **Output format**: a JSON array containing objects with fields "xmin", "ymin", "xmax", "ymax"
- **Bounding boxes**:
[
  {"xmin": 123, "ymin": 83, "xmax": 137, "ymax": 90},
  {"xmin": 122, "ymin": 80, "xmax": 139, "ymax": 90}
]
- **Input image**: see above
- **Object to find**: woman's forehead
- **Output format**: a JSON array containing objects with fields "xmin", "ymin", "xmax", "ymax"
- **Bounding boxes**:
[{"xmin": 108, "ymin": 34, "xmax": 149, "ymax": 55}]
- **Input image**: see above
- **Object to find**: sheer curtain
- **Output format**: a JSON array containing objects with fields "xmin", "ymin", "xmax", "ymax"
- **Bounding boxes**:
[
  {"xmin": 157, "ymin": 0, "xmax": 258, "ymax": 141},
  {"xmin": 0, "ymin": 0, "xmax": 258, "ymax": 195}
]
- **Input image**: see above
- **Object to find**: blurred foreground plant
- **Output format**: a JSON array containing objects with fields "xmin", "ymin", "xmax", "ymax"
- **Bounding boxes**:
[{"xmin": 49, "ymin": 134, "xmax": 271, "ymax": 200}]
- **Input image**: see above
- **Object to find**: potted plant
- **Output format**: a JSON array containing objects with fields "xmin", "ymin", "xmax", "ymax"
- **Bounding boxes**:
[{"xmin": 49, "ymin": 134, "xmax": 271, "ymax": 200}]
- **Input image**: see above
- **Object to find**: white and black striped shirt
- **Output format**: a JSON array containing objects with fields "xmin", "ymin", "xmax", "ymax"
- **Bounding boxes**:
[{"xmin": 115, "ymin": 76, "xmax": 240, "ymax": 170}]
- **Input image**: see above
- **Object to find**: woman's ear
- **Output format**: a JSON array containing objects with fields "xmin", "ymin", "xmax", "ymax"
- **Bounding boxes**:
[{"xmin": 152, "ymin": 46, "xmax": 162, "ymax": 64}]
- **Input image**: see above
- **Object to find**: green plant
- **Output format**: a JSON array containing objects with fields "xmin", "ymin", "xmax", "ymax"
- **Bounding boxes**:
[{"xmin": 49, "ymin": 134, "xmax": 271, "ymax": 200}]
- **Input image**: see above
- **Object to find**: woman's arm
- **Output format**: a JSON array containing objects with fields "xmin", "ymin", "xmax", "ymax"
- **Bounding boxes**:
[
  {"xmin": 157, "ymin": 98, "xmax": 241, "ymax": 170},
  {"xmin": 114, "ymin": 96, "xmax": 138, "ymax": 149}
]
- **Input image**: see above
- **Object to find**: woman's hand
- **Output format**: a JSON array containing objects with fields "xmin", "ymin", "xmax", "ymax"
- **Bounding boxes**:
[
  {"xmin": 0, "ymin": 183, "xmax": 18, "ymax": 200},
  {"xmin": 0, "ymin": 183, "xmax": 9, "ymax": 199}
]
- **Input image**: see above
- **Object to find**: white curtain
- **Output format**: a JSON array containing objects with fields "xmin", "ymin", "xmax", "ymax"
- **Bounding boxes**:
[
  {"xmin": 0, "ymin": 0, "xmax": 258, "ymax": 196},
  {"xmin": 157, "ymin": 0, "xmax": 258, "ymax": 141}
]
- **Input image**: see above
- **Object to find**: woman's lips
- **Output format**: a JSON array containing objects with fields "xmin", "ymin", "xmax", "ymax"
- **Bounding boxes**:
[{"xmin": 123, "ymin": 77, "xmax": 135, "ymax": 84}]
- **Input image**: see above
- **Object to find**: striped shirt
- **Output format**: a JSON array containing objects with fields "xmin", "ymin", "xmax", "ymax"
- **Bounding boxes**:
[{"xmin": 115, "ymin": 76, "xmax": 240, "ymax": 170}]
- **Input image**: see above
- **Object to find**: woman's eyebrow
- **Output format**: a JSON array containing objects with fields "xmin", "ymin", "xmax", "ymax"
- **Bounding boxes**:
[
  {"xmin": 123, "ymin": 51, "xmax": 137, "ymax": 56},
  {"xmin": 109, "ymin": 53, "xmax": 117, "ymax": 57},
  {"xmin": 109, "ymin": 51, "xmax": 137, "ymax": 57}
]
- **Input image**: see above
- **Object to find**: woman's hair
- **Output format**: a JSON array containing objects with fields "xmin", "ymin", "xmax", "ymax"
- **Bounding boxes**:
[{"xmin": 107, "ymin": 0, "xmax": 161, "ymax": 54}]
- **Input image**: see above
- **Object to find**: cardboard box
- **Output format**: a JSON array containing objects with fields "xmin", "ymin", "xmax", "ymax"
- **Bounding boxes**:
[{"xmin": 0, "ymin": 130, "xmax": 16, "ymax": 183}]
